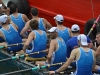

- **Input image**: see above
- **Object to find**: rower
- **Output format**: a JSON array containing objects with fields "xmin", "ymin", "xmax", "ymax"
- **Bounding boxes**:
[
  {"xmin": 0, "ymin": 15, "xmax": 23, "ymax": 53},
  {"xmin": 54, "ymin": 14, "xmax": 72, "ymax": 43},
  {"xmin": 66, "ymin": 24, "xmax": 91, "ymax": 58},
  {"xmin": 23, "ymin": 20, "xmax": 47, "ymax": 58},
  {"xmin": 49, "ymin": 34, "xmax": 96, "ymax": 75},
  {"xmin": 36, "ymin": 27, "xmax": 67, "ymax": 71},
  {"xmin": 94, "ymin": 32, "xmax": 100, "ymax": 74},
  {"xmin": 20, "ymin": 7, "xmax": 52, "ymax": 38},
  {"xmin": 9, "ymin": 4, "xmax": 29, "ymax": 37}
]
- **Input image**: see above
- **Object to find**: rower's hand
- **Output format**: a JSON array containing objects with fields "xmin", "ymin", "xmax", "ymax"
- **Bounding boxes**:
[
  {"xmin": 3, "ymin": 44, "xmax": 7, "ymax": 48},
  {"xmin": 49, "ymin": 71, "xmax": 55, "ymax": 75}
]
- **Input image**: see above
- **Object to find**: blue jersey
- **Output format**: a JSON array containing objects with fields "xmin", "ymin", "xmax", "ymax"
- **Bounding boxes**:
[
  {"xmin": 0, "ymin": 24, "xmax": 23, "ymax": 52},
  {"xmin": 38, "ymin": 18, "xmax": 46, "ymax": 31},
  {"xmin": 49, "ymin": 38, "xmax": 67, "ymax": 71},
  {"xmin": 56, "ymin": 27, "xmax": 70, "ymax": 43},
  {"xmin": 10, "ymin": 13, "xmax": 25, "ymax": 33},
  {"xmin": 26, "ymin": 30, "xmax": 47, "ymax": 58},
  {"xmin": 74, "ymin": 47, "xmax": 94, "ymax": 75},
  {"xmin": 66, "ymin": 36, "xmax": 91, "ymax": 58}
]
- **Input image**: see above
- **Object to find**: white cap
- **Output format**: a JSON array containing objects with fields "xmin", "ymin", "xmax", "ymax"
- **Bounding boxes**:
[
  {"xmin": 77, "ymin": 34, "xmax": 88, "ymax": 46},
  {"xmin": 71, "ymin": 24, "xmax": 80, "ymax": 31},
  {"xmin": 54, "ymin": 14, "xmax": 64, "ymax": 22},
  {"xmin": 0, "ymin": 4, "xmax": 2, "ymax": 8},
  {"xmin": 0, "ymin": 15, "xmax": 8, "ymax": 23},
  {"xmin": 48, "ymin": 27, "xmax": 57, "ymax": 32}
]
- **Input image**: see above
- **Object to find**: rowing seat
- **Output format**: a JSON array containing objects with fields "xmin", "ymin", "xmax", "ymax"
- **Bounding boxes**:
[{"xmin": 25, "ymin": 57, "xmax": 47, "ymax": 61}]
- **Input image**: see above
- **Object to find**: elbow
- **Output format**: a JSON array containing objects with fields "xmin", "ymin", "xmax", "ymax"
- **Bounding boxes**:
[{"xmin": 47, "ymin": 55, "xmax": 52, "ymax": 59}]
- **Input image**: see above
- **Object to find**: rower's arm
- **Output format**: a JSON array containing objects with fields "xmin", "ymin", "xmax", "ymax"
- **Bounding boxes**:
[
  {"xmin": 68, "ymin": 28, "xmax": 73, "ymax": 38},
  {"xmin": 95, "ymin": 46, "xmax": 100, "ymax": 57},
  {"xmin": 43, "ymin": 18, "xmax": 52, "ymax": 31},
  {"xmin": 20, "ymin": 21, "xmax": 30, "ymax": 38},
  {"xmin": 23, "ymin": 32, "xmax": 34, "ymax": 52},
  {"xmin": 22, "ymin": 14, "xmax": 29, "ymax": 23},
  {"xmin": 92, "ymin": 50, "xmax": 96, "ymax": 70},
  {"xmin": 55, "ymin": 49, "xmax": 76, "ymax": 72},
  {"xmin": 47, "ymin": 40, "xmax": 55, "ymax": 63}
]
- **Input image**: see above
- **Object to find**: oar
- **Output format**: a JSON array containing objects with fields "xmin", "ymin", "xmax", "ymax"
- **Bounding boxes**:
[
  {"xmin": 0, "ymin": 50, "xmax": 48, "ymax": 62},
  {"xmin": 43, "ymin": 71, "xmax": 67, "ymax": 74},
  {"xmin": 1, "ymin": 62, "xmax": 65, "ymax": 75},
  {"xmin": 0, "ymin": 43, "xmax": 24, "ymax": 49},
  {"xmin": 87, "ymin": 15, "xmax": 100, "ymax": 36}
]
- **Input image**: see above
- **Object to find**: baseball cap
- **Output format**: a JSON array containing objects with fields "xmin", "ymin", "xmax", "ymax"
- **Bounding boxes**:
[
  {"xmin": 54, "ymin": 14, "xmax": 64, "ymax": 22},
  {"xmin": 48, "ymin": 27, "xmax": 57, "ymax": 32},
  {"xmin": 77, "ymin": 34, "xmax": 88, "ymax": 46},
  {"xmin": 71, "ymin": 24, "xmax": 80, "ymax": 31},
  {"xmin": 0, "ymin": 4, "xmax": 2, "ymax": 8},
  {"xmin": 0, "ymin": 15, "xmax": 8, "ymax": 23}
]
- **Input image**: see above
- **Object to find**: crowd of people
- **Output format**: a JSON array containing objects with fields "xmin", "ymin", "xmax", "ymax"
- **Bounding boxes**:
[{"xmin": 0, "ymin": 0, "xmax": 100, "ymax": 75}]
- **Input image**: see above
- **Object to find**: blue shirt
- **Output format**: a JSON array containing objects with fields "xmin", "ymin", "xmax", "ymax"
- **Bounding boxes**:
[
  {"xmin": 26, "ymin": 30, "xmax": 47, "ymax": 58},
  {"xmin": 56, "ymin": 27, "xmax": 70, "ymax": 43},
  {"xmin": 75, "ymin": 47, "xmax": 94, "ymax": 75},
  {"xmin": 0, "ymin": 24, "xmax": 23, "ymax": 52},
  {"xmin": 66, "ymin": 36, "xmax": 91, "ymax": 58},
  {"xmin": 38, "ymin": 18, "xmax": 46, "ymax": 31},
  {"xmin": 10, "ymin": 13, "xmax": 25, "ymax": 34},
  {"xmin": 49, "ymin": 38, "xmax": 67, "ymax": 71}
]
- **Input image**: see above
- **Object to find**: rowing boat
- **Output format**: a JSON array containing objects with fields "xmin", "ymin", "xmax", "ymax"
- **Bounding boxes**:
[{"xmin": 0, "ymin": 50, "xmax": 47, "ymax": 75}]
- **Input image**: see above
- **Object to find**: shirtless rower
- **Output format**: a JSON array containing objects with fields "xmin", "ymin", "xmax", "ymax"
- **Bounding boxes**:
[
  {"xmin": 23, "ymin": 20, "xmax": 47, "ymax": 58},
  {"xmin": 49, "ymin": 34, "xmax": 96, "ymax": 75},
  {"xmin": 0, "ymin": 15, "xmax": 23, "ymax": 53},
  {"xmin": 20, "ymin": 7, "xmax": 52, "ymax": 38},
  {"xmin": 36, "ymin": 27, "xmax": 67, "ymax": 71}
]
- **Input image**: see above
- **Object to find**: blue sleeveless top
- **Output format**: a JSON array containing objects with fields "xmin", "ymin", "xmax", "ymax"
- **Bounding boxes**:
[
  {"xmin": 75, "ymin": 47, "xmax": 94, "ymax": 75},
  {"xmin": 38, "ymin": 18, "xmax": 46, "ymax": 31},
  {"xmin": 56, "ymin": 27, "xmax": 70, "ymax": 43},
  {"xmin": 49, "ymin": 38, "xmax": 67, "ymax": 70},
  {"xmin": 10, "ymin": 13, "xmax": 25, "ymax": 33},
  {"xmin": 26, "ymin": 30, "xmax": 47, "ymax": 58},
  {"xmin": 0, "ymin": 24, "xmax": 23, "ymax": 52}
]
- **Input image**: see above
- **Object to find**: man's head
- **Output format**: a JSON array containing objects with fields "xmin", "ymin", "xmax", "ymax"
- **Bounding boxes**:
[
  {"xmin": 71, "ymin": 24, "xmax": 80, "ymax": 33},
  {"xmin": 9, "ymin": 4, "xmax": 18, "ymax": 14},
  {"xmin": 31, "ymin": 7, "xmax": 38, "ymax": 16},
  {"xmin": 0, "ymin": 15, "xmax": 8, "ymax": 25},
  {"xmin": 29, "ymin": 20, "xmax": 38, "ymax": 30},
  {"xmin": 48, "ymin": 27, "xmax": 58, "ymax": 39},
  {"xmin": 96, "ymin": 32, "xmax": 100, "ymax": 44},
  {"xmin": 54, "ymin": 14, "xmax": 64, "ymax": 25},
  {"xmin": 77, "ymin": 34, "xmax": 88, "ymax": 46}
]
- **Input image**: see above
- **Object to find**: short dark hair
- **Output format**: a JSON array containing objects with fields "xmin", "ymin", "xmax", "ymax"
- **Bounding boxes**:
[
  {"xmin": 96, "ymin": 32, "xmax": 100, "ymax": 35},
  {"xmin": 31, "ymin": 7, "xmax": 38, "ymax": 16},
  {"xmin": 57, "ymin": 21, "xmax": 63, "ymax": 25},
  {"xmin": 72, "ymin": 30, "xmax": 80, "ymax": 33},
  {"xmin": 29, "ymin": 20, "xmax": 38, "ymax": 30},
  {"xmin": 9, "ymin": 4, "xmax": 17, "ymax": 14}
]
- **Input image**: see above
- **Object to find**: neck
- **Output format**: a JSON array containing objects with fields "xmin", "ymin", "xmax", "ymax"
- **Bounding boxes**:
[
  {"xmin": 32, "ymin": 16, "xmax": 38, "ymax": 18},
  {"xmin": 12, "ymin": 12, "xmax": 18, "ymax": 14},
  {"xmin": 72, "ymin": 33, "xmax": 79, "ymax": 37}
]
